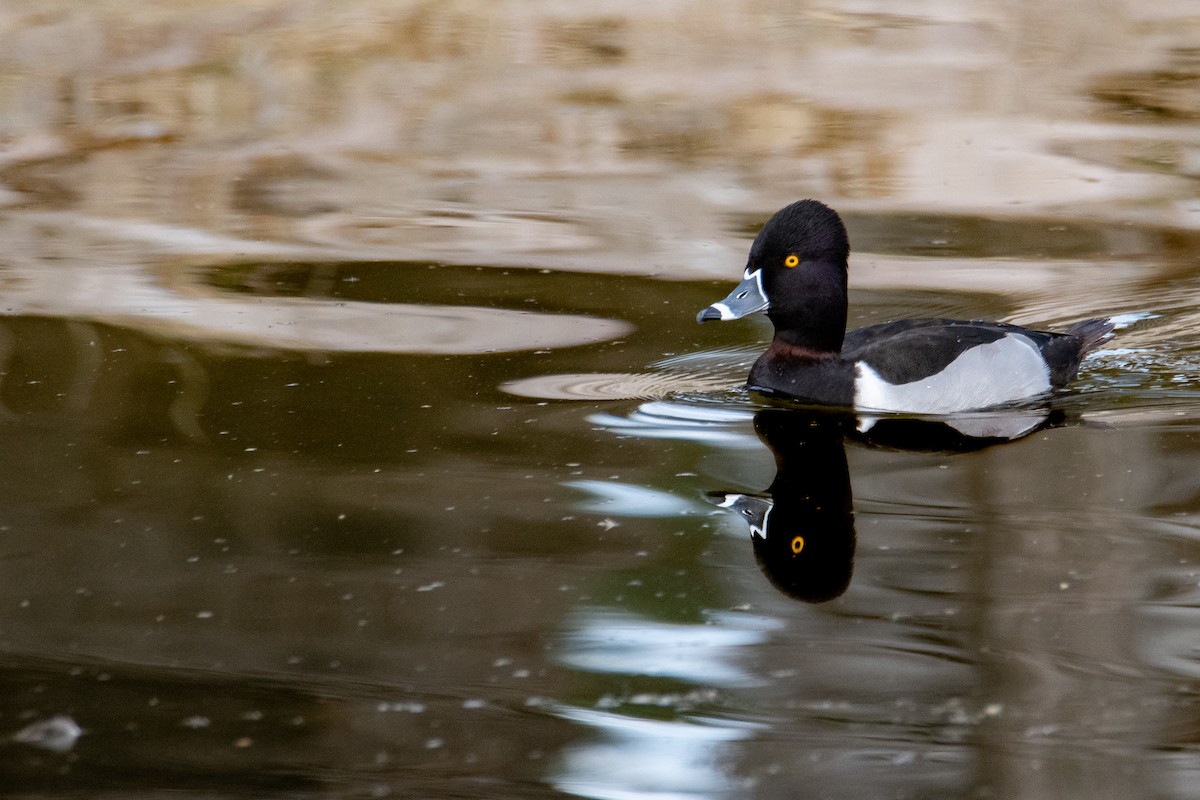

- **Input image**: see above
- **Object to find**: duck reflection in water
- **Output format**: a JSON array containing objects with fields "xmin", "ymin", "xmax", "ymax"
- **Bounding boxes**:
[
  {"xmin": 712, "ymin": 406, "xmax": 1058, "ymax": 603},
  {"xmin": 712, "ymin": 410, "xmax": 855, "ymax": 603}
]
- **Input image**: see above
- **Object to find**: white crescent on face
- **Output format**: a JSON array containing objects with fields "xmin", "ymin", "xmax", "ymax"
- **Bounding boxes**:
[{"xmin": 853, "ymin": 333, "xmax": 1051, "ymax": 414}]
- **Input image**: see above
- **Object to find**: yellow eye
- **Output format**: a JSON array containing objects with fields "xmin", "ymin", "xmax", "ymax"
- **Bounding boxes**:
[
  {"xmin": 784, "ymin": 254, "xmax": 799, "ymax": 268},
  {"xmin": 791, "ymin": 536, "xmax": 805, "ymax": 554}
]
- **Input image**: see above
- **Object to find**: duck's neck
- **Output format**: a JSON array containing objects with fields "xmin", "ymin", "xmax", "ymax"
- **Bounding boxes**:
[{"xmin": 768, "ymin": 331, "xmax": 843, "ymax": 358}]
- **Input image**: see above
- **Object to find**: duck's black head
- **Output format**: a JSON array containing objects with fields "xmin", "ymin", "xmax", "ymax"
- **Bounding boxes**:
[
  {"xmin": 698, "ymin": 199, "xmax": 850, "ymax": 353},
  {"xmin": 749, "ymin": 199, "xmax": 849, "ymax": 267}
]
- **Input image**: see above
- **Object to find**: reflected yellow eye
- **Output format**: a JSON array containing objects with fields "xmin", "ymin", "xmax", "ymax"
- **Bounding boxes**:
[
  {"xmin": 784, "ymin": 254, "xmax": 799, "ymax": 268},
  {"xmin": 791, "ymin": 536, "xmax": 805, "ymax": 554}
]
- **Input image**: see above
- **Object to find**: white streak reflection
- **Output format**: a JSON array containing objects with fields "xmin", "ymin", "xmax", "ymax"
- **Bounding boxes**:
[
  {"xmin": 550, "ymin": 607, "xmax": 776, "ymax": 799},
  {"xmin": 550, "ymin": 704, "xmax": 761, "ymax": 800},
  {"xmin": 566, "ymin": 480, "xmax": 702, "ymax": 518},
  {"xmin": 556, "ymin": 607, "xmax": 781, "ymax": 688},
  {"xmin": 588, "ymin": 402, "xmax": 757, "ymax": 447}
]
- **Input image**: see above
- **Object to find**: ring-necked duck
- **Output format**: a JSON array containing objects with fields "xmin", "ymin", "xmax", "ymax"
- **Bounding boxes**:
[{"xmin": 697, "ymin": 200, "xmax": 1113, "ymax": 413}]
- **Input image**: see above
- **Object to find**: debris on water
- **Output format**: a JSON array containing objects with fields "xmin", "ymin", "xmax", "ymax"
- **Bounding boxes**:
[
  {"xmin": 1024, "ymin": 723, "xmax": 1060, "ymax": 739},
  {"xmin": 12, "ymin": 715, "xmax": 83, "ymax": 753},
  {"xmin": 377, "ymin": 701, "xmax": 426, "ymax": 714}
]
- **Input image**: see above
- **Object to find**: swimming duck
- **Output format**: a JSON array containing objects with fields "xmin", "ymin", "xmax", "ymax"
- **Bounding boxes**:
[{"xmin": 697, "ymin": 200, "xmax": 1113, "ymax": 413}]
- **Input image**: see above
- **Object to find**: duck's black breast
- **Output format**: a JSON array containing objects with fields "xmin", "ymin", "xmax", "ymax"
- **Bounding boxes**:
[{"xmin": 747, "ymin": 343, "xmax": 856, "ymax": 406}]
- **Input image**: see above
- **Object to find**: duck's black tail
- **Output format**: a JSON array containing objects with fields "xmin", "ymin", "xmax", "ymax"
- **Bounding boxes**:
[
  {"xmin": 1044, "ymin": 317, "xmax": 1115, "ymax": 388},
  {"xmin": 1067, "ymin": 317, "xmax": 1116, "ymax": 355}
]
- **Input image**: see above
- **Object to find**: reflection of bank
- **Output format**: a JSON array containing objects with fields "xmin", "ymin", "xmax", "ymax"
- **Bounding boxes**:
[
  {"xmin": 711, "ymin": 407, "xmax": 1054, "ymax": 603},
  {"xmin": 0, "ymin": 230, "xmax": 631, "ymax": 355}
]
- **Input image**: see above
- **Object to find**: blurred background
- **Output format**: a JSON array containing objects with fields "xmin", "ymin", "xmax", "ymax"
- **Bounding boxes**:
[
  {"xmin": 3, "ymin": 1, "xmax": 1198, "ymax": 295},
  {"xmin": 2, "ymin": 2, "xmax": 1200, "ymax": 799}
]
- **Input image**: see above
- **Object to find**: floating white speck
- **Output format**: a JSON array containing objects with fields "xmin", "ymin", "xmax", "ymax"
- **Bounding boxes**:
[
  {"xmin": 377, "ymin": 701, "xmax": 426, "ymax": 714},
  {"xmin": 12, "ymin": 716, "xmax": 82, "ymax": 753},
  {"xmin": 416, "ymin": 581, "xmax": 444, "ymax": 592}
]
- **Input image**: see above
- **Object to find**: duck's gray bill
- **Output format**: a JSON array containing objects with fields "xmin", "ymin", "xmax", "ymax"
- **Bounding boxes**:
[{"xmin": 696, "ymin": 269, "xmax": 769, "ymax": 323}]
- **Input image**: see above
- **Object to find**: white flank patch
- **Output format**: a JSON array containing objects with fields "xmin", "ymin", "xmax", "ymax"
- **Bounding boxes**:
[{"xmin": 854, "ymin": 334, "xmax": 1051, "ymax": 413}]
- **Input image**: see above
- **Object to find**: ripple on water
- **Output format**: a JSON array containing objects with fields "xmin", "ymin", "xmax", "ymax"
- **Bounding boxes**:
[
  {"xmin": 502, "ymin": 345, "xmax": 757, "ymax": 401},
  {"xmin": 1007, "ymin": 276, "xmax": 1200, "ymax": 421},
  {"xmin": 501, "ymin": 371, "xmax": 741, "ymax": 401}
]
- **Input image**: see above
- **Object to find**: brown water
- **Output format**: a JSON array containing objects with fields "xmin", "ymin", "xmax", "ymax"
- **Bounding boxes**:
[{"xmin": 2, "ymin": 3, "xmax": 1200, "ymax": 799}]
